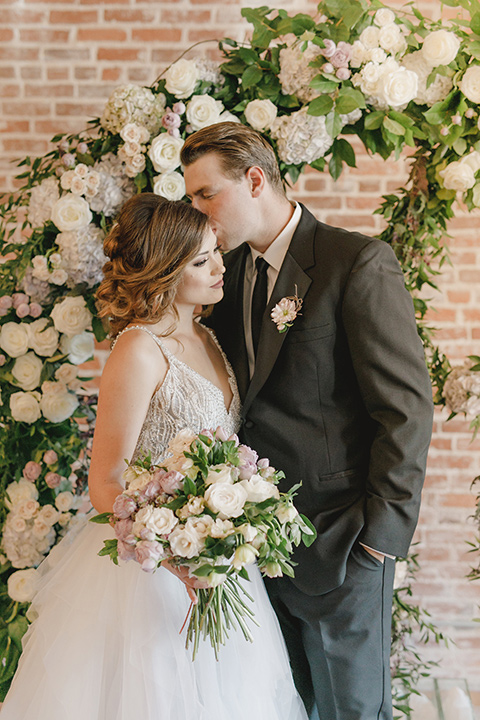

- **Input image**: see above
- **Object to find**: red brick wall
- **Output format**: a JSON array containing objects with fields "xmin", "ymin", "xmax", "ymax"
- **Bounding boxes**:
[{"xmin": 1, "ymin": 0, "xmax": 479, "ymax": 694}]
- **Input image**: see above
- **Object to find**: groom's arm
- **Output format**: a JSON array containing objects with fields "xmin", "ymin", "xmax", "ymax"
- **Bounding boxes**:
[{"xmin": 342, "ymin": 239, "xmax": 434, "ymax": 558}]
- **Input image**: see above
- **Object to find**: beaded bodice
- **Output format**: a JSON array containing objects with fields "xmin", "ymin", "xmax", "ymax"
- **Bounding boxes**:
[{"xmin": 113, "ymin": 325, "xmax": 241, "ymax": 464}]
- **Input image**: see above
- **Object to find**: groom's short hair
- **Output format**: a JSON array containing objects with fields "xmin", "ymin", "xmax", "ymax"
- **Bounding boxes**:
[{"xmin": 180, "ymin": 122, "xmax": 285, "ymax": 195}]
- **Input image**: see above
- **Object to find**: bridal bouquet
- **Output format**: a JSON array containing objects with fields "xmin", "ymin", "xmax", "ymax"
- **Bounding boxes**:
[{"xmin": 92, "ymin": 426, "xmax": 315, "ymax": 659}]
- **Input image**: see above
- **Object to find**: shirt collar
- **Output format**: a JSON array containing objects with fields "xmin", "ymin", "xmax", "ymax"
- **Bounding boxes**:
[{"xmin": 250, "ymin": 202, "xmax": 302, "ymax": 272}]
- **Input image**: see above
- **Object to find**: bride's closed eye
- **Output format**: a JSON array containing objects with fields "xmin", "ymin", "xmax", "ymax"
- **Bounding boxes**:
[{"xmin": 193, "ymin": 245, "xmax": 222, "ymax": 267}]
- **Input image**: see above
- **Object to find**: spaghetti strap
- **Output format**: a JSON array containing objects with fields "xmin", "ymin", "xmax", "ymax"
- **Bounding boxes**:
[{"xmin": 111, "ymin": 325, "xmax": 173, "ymax": 359}]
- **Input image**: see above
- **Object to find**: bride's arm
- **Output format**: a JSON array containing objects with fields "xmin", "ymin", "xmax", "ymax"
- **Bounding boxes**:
[{"xmin": 88, "ymin": 331, "xmax": 167, "ymax": 515}]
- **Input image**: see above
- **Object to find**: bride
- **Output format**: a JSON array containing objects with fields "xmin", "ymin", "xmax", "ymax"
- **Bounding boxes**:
[{"xmin": 0, "ymin": 193, "xmax": 308, "ymax": 720}]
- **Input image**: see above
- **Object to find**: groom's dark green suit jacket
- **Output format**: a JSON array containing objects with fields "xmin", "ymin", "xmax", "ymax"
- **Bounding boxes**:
[{"xmin": 209, "ymin": 205, "xmax": 434, "ymax": 596}]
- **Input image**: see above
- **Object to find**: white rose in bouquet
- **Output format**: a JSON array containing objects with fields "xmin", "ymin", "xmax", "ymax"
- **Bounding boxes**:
[
  {"xmin": 168, "ymin": 523, "xmax": 205, "ymax": 558},
  {"xmin": 12, "ymin": 352, "xmax": 43, "ymax": 391},
  {"xmin": 275, "ymin": 504, "xmax": 299, "ymax": 523},
  {"xmin": 10, "ymin": 391, "xmax": 41, "ymax": 424},
  {"xmin": 27, "ymin": 318, "xmax": 59, "ymax": 357},
  {"xmin": 55, "ymin": 491, "xmax": 75, "ymax": 513},
  {"xmin": 51, "ymin": 194, "xmax": 92, "ymax": 232},
  {"xmin": 38, "ymin": 504, "xmax": 60, "ymax": 527},
  {"xmin": 153, "ymin": 171, "xmax": 186, "ymax": 201},
  {"xmin": 205, "ymin": 482, "xmax": 248, "ymax": 519},
  {"xmin": 186, "ymin": 94, "xmax": 224, "ymax": 131},
  {"xmin": 60, "ymin": 330, "xmax": 94, "ymax": 365},
  {"xmin": 421, "ymin": 30, "xmax": 460, "ymax": 67},
  {"xmin": 148, "ymin": 133, "xmax": 184, "ymax": 173},
  {"xmin": 50, "ymin": 296, "xmax": 92, "ymax": 337},
  {"xmin": 240, "ymin": 474, "xmax": 280, "ymax": 503},
  {"xmin": 245, "ymin": 99, "xmax": 278, "ymax": 131},
  {"xmin": 232, "ymin": 544, "xmax": 258, "ymax": 570},
  {"xmin": 459, "ymin": 65, "xmax": 480, "ymax": 103},
  {"xmin": 205, "ymin": 463, "xmax": 235, "ymax": 486},
  {"xmin": 40, "ymin": 381, "xmax": 79, "ymax": 423},
  {"xmin": 7, "ymin": 568, "xmax": 39, "ymax": 603},
  {"xmin": 164, "ymin": 58, "xmax": 199, "ymax": 99},
  {"xmin": 0, "ymin": 322, "xmax": 29, "ymax": 358},
  {"xmin": 146, "ymin": 507, "xmax": 178, "ymax": 536}
]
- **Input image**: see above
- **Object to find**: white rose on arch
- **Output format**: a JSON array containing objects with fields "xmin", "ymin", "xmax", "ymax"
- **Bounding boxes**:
[
  {"xmin": 186, "ymin": 94, "xmax": 224, "ymax": 131},
  {"xmin": 7, "ymin": 568, "xmax": 39, "ymax": 603},
  {"xmin": 439, "ymin": 152, "xmax": 480, "ymax": 191},
  {"xmin": 5, "ymin": 478, "xmax": 39, "ymax": 509},
  {"xmin": 27, "ymin": 318, "xmax": 59, "ymax": 357},
  {"xmin": 244, "ymin": 99, "xmax": 278, "ymax": 131},
  {"xmin": 51, "ymin": 296, "xmax": 92, "ymax": 337},
  {"xmin": 51, "ymin": 194, "xmax": 92, "ymax": 232},
  {"xmin": 0, "ymin": 322, "xmax": 30, "ymax": 358},
  {"xmin": 459, "ymin": 65, "xmax": 480, "ymax": 104},
  {"xmin": 40, "ymin": 381, "xmax": 79, "ymax": 423},
  {"xmin": 153, "ymin": 172, "xmax": 186, "ymax": 201},
  {"xmin": 421, "ymin": 30, "xmax": 460, "ymax": 67},
  {"xmin": 148, "ymin": 134, "xmax": 184, "ymax": 173},
  {"xmin": 10, "ymin": 391, "xmax": 42, "ymax": 424},
  {"xmin": 164, "ymin": 58, "xmax": 199, "ymax": 99},
  {"xmin": 60, "ymin": 330, "xmax": 94, "ymax": 365},
  {"xmin": 376, "ymin": 63, "xmax": 418, "ymax": 110},
  {"xmin": 12, "ymin": 352, "xmax": 43, "ymax": 391}
]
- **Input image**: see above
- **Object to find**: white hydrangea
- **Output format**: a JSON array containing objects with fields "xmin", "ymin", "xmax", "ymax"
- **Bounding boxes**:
[
  {"xmin": 89, "ymin": 153, "xmax": 136, "ymax": 217},
  {"xmin": 27, "ymin": 177, "xmax": 60, "ymax": 228},
  {"xmin": 278, "ymin": 43, "xmax": 322, "ymax": 102},
  {"xmin": 402, "ymin": 51, "xmax": 453, "ymax": 106},
  {"xmin": 100, "ymin": 85, "xmax": 166, "ymax": 136},
  {"xmin": 55, "ymin": 224, "xmax": 107, "ymax": 289},
  {"xmin": 195, "ymin": 58, "xmax": 224, "ymax": 87},
  {"xmin": 270, "ymin": 107, "xmax": 334, "ymax": 165}
]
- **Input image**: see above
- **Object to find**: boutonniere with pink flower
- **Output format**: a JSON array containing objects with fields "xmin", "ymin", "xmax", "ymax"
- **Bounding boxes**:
[{"xmin": 270, "ymin": 287, "xmax": 303, "ymax": 333}]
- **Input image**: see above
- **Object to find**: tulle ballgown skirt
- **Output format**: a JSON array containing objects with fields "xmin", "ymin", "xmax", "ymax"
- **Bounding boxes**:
[{"xmin": 1, "ymin": 516, "xmax": 308, "ymax": 720}]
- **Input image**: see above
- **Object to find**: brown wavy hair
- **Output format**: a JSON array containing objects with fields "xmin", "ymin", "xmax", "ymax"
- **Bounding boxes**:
[{"xmin": 96, "ymin": 193, "xmax": 209, "ymax": 339}]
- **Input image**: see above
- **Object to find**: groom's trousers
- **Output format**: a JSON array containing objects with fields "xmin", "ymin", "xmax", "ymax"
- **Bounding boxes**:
[{"xmin": 265, "ymin": 541, "xmax": 396, "ymax": 720}]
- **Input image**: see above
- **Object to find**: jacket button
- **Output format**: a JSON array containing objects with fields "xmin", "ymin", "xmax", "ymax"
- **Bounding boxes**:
[{"xmin": 244, "ymin": 420, "xmax": 254, "ymax": 429}]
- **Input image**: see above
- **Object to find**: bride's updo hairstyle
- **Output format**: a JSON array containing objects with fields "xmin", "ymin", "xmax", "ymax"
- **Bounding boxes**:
[{"xmin": 96, "ymin": 193, "xmax": 209, "ymax": 339}]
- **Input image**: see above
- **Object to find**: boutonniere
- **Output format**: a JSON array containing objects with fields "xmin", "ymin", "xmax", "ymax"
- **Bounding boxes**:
[{"xmin": 270, "ymin": 286, "xmax": 303, "ymax": 333}]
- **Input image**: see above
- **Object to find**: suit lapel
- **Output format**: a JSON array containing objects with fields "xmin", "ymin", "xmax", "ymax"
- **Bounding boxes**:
[{"xmin": 242, "ymin": 205, "xmax": 317, "ymax": 416}]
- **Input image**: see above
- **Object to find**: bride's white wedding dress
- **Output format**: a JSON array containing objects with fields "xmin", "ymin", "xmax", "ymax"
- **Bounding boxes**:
[{"xmin": 1, "ymin": 326, "xmax": 307, "ymax": 720}]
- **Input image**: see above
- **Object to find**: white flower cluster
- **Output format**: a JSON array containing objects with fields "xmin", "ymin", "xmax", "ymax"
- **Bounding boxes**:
[
  {"xmin": 117, "ymin": 122, "xmax": 151, "ymax": 178},
  {"xmin": 60, "ymin": 163, "xmax": 100, "ymax": 199},
  {"xmin": 443, "ymin": 363, "xmax": 480, "ymax": 417},
  {"xmin": 2, "ymin": 479, "xmax": 79, "ymax": 577},
  {"xmin": 32, "ymin": 253, "xmax": 68, "ymax": 286},
  {"xmin": 270, "ymin": 107, "xmax": 334, "ymax": 165},
  {"xmin": 89, "ymin": 153, "xmax": 136, "ymax": 217},
  {"xmin": 100, "ymin": 84, "xmax": 166, "ymax": 135},
  {"xmin": 401, "ymin": 51, "xmax": 453, "ymax": 107},
  {"xmin": 55, "ymin": 224, "xmax": 107, "ymax": 289},
  {"xmin": 278, "ymin": 43, "xmax": 323, "ymax": 102},
  {"xmin": 27, "ymin": 177, "xmax": 60, "ymax": 228},
  {"xmin": 352, "ymin": 56, "xmax": 418, "ymax": 111},
  {"xmin": 439, "ymin": 150, "xmax": 480, "ymax": 200}
]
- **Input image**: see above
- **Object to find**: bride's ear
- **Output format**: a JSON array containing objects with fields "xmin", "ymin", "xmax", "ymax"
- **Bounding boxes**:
[{"xmin": 245, "ymin": 166, "xmax": 265, "ymax": 198}]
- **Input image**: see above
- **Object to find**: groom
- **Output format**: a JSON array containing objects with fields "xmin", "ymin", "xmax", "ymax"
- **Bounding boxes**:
[{"xmin": 182, "ymin": 123, "xmax": 434, "ymax": 720}]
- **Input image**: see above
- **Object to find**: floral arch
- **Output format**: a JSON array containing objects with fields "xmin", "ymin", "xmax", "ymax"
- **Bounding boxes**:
[{"xmin": 0, "ymin": 0, "xmax": 479, "ymax": 709}]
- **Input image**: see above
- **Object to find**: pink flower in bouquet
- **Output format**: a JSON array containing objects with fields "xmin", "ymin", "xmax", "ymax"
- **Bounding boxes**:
[
  {"xmin": 237, "ymin": 444, "xmax": 258, "ymax": 480},
  {"xmin": 159, "ymin": 470, "xmax": 184, "ymax": 495},
  {"xmin": 114, "ymin": 517, "xmax": 134, "ymax": 542},
  {"xmin": 228, "ymin": 433, "xmax": 239, "ymax": 445},
  {"xmin": 29, "ymin": 303, "xmax": 42, "ymax": 318},
  {"xmin": 321, "ymin": 38, "xmax": 336, "ymax": 58},
  {"xmin": 117, "ymin": 539, "xmax": 136, "ymax": 562},
  {"xmin": 200, "ymin": 428, "xmax": 215, "ymax": 441},
  {"xmin": 143, "ymin": 471, "xmax": 165, "ymax": 500},
  {"xmin": 43, "ymin": 449, "xmax": 58, "ymax": 465},
  {"xmin": 0, "ymin": 296, "xmax": 13, "ymax": 312},
  {"xmin": 45, "ymin": 471, "xmax": 62, "ymax": 488},
  {"xmin": 215, "ymin": 426, "xmax": 229, "ymax": 442},
  {"xmin": 135, "ymin": 540, "xmax": 165, "ymax": 571},
  {"xmin": 113, "ymin": 493, "xmax": 137, "ymax": 519},
  {"xmin": 16, "ymin": 303, "xmax": 30, "ymax": 319},
  {"xmin": 23, "ymin": 461, "xmax": 42, "ymax": 482}
]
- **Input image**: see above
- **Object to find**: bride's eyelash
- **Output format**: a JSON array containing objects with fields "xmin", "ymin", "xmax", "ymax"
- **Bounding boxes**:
[{"xmin": 193, "ymin": 258, "xmax": 207, "ymax": 267}]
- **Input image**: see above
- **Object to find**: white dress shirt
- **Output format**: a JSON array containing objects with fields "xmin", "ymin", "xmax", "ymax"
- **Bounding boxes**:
[{"xmin": 243, "ymin": 202, "xmax": 302, "ymax": 377}]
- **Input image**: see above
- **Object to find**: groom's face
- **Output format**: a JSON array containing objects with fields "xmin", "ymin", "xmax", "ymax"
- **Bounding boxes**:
[{"xmin": 184, "ymin": 153, "xmax": 257, "ymax": 252}]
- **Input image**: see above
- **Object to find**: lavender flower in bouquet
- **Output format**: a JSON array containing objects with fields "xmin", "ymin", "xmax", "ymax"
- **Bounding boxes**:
[{"xmin": 91, "ymin": 426, "xmax": 316, "ymax": 659}]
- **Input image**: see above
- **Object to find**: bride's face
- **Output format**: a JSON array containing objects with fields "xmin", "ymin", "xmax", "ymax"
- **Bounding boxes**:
[{"xmin": 175, "ymin": 227, "xmax": 225, "ymax": 308}]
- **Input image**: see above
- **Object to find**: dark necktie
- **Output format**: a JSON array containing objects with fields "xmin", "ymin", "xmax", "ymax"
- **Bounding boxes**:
[{"xmin": 251, "ymin": 256, "xmax": 269, "ymax": 357}]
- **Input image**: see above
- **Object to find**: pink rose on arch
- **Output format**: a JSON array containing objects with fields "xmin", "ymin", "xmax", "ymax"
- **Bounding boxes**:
[
  {"xmin": 162, "ymin": 111, "xmax": 181, "ymax": 130},
  {"xmin": 45, "ymin": 471, "xmax": 62, "ymax": 488},
  {"xmin": 330, "ymin": 42, "xmax": 352, "ymax": 68},
  {"xmin": 23, "ymin": 461, "xmax": 42, "ymax": 482},
  {"xmin": 321, "ymin": 38, "xmax": 336, "ymax": 58},
  {"xmin": 172, "ymin": 101, "xmax": 186, "ymax": 115},
  {"xmin": 16, "ymin": 303, "xmax": 30, "ymax": 319},
  {"xmin": 29, "ymin": 303, "xmax": 42, "ymax": 318},
  {"xmin": 12, "ymin": 293, "xmax": 29, "ymax": 309},
  {"xmin": 159, "ymin": 471, "xmax": 184, "ymax": 495},
  {"xmin": 43, "ymin": 449, "xmax": 58, "ymax": 465},
  {"xmin": 113, "ymin": 494, "xmax": 137, "ymax": 519}
]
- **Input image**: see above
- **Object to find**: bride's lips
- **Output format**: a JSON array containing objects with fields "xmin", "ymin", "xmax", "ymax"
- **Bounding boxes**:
[{"xmin": 210, "ymin": 279, "xmax": 224, "ymax": 289}]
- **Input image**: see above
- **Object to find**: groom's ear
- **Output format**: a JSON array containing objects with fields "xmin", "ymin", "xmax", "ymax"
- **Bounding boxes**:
[{"xmin": 245, "ymin": 166, "xmax": 265, "ymax": 198}]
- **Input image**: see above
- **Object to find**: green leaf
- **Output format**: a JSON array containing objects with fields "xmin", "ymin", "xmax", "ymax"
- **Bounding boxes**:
[
  {"xmin": 299, "ymin": 515, "xmax": 317, "ymax": 546},
  {"xmin": 335, "ymin": 138, "xmax": 356, "ymax": 167},
  {"xmin": 241, "ymin": 65, "xmax": 263, "ymax": 89},
  {"xmin": 383, "ymin": 117, "xmax": 406, "ymax": 136},
  {"xmin": 134, "ymin": 172, "xmax": 148, "ymax": 192},
  {"xmin": 183, "ymin": 475, "xmax": 197, "ymax": 496},
  {"xmin": 309, "ymin": 76, "xmax": 339, "ymax": 93},
  {"xmin": 329, "ymin": 154, "xmax": 344, "ymax": 181},
  {"xmin": 89, "ymin": 512, "xmax": 112, "ymax": 524},
  {"xmin": 335, "ymin": 88, "xmax": 365, "ymax": 114},
  {"xmin": 7, "ymin": 616, "xmax": 28, "ymax": 653},
  {"xmin": 325, "ymin": 110, "xmax": 343, "ymax": 139},
  {"xmin": 307, "ymin": 95, "xmax": 334, "ymax": 116},
  {"xmin": 92, "ymin": 315, "xmax": 108, "ymax": 343},
  {"xmin": 364, "ymin": 111, "xmax": 384, "ymax": 130}
]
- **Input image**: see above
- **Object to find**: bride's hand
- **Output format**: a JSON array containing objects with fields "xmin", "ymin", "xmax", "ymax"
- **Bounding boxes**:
[{"xmin": 161, "ymin": 560, "xmax": 210, "ymax": 604}]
